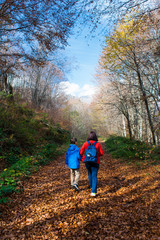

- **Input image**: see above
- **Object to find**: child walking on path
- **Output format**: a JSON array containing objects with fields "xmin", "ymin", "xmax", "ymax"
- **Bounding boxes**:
[{"xmin": 65, "ymin": 137, "xmax": 81, "ymax": 191}]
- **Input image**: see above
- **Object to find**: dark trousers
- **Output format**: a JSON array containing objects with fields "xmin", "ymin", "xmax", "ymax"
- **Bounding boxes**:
[{"xmin": 85, "ymin": 162, "xmax": 99, "ymax": 193}]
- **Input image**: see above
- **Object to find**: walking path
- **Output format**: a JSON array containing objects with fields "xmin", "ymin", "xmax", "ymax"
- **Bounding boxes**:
[{"xmin": 0, "ymin": 143, "xmax": 160, "ymax": 239}]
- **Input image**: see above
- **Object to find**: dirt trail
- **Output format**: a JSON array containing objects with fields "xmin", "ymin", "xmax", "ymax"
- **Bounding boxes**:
[{"xmin": 0, "ymin": 143, "xmax": 160, "ymax": 239}]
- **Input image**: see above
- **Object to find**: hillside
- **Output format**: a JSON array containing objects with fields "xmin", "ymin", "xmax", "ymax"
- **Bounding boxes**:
[{"xmin": 0, "ymin": 96, "xmax": 70, "ymax": 203}]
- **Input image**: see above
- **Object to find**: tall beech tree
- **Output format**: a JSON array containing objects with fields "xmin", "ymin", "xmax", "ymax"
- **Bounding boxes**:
[{"xmin": 98, "ymin": 12, "xmax": 160, "ymax": 144}]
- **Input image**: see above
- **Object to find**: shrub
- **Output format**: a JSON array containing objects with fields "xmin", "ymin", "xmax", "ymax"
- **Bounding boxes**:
[
  {"xmin": 40, "ymin": 143, "xmax": 58, "ymax": 159},
  {"xmin": 105, "ymin": 136, "xmax": 159, "ymax": 162},
  {"xmin": 0, "ymin": 141, "xmax": 63, "ymax": 203},
  {"xmin": 0, "ymin": 156, "xmax": 33, "ymax": 203}
]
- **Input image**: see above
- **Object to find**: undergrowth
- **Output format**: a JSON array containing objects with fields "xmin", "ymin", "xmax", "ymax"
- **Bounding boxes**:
[
  {"xmin": 0, "ymin": 95, "xmax": 70, "ymax": 204},
  {"xmin": 105, "ymin": 136, "xmax": 160, "ymax": 164},
  {"xmin": 0, "ymin": 142, "xmax": 69, "ymax": 204}
]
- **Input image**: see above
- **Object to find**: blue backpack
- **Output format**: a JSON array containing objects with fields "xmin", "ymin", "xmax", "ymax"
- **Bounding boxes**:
[{"xmin": 84, "ymin": 141, "xmax": 97, "ymax": 163}]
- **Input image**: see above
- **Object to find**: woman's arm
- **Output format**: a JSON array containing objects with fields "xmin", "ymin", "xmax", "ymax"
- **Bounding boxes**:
[
  {"xmin": 98, "ymin": 143, "xmax": 103, "ymax": 156},
  {"xmin": 80, "ymin": 143, "xmax": 86, "ymax": 156}
]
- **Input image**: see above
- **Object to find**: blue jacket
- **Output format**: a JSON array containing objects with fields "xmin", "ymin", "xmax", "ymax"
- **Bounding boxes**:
[{"xmin": 65, "ymin": 144, "xmax": 81, "ymax": 169}]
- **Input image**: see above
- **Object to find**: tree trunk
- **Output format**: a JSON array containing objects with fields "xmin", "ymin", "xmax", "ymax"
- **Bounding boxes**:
[
  {"xmin": 126, "ymin": 114, "xmax": 132, "ymax": 140},
  {"xmin": 122, "ymin": 114, "xmax": 127, "ymax": 137},
  {"xmin": 134, "ymin": 54, "xmax": 156, "ymax": 144}
]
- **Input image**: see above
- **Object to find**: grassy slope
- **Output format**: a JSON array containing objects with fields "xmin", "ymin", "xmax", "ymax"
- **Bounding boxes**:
[
  {"xmin": 0, "ymin": 96, "xmax": 70, "ymax": 203},
  {"xmin": 105, "ymin": 136, "xmax": 160, "ymax": 164}
]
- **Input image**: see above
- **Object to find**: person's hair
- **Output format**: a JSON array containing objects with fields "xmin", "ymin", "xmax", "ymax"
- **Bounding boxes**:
[
  {"xmin": 70, "ymin": 137, "xmax": 77, "ymax": 144},
  {"xmin": 87, "ymin": 131, "xmax": 98, "ymax": 141}
]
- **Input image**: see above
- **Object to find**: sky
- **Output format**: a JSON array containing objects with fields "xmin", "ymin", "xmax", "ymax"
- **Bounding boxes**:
[
  {"xmin": 60, "ymin": 30, "xmax": 105, "ymax": 102},
  {"xmin": 59, "ymin": 0, "xmax": 155, "ymax": 102}
]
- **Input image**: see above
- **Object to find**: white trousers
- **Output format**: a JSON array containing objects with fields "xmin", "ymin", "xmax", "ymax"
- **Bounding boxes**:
[{"xmin": 70, "ymin": 169, "xmax": 80, "ymax": 186}]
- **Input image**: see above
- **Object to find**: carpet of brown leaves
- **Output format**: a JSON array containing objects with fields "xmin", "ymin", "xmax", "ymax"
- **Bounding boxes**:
[{"xmin": 0, "ymin": 143, "xmax": 160, "ymax": 239}]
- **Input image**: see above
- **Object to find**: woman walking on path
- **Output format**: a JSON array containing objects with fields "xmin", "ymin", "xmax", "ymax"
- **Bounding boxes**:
[{"xmin": 80, "ymin": 131, "xmax": 103, "ymax": 197}]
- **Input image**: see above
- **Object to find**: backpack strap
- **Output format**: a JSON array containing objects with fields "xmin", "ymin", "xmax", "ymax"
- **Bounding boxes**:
[
  {"xmin": 93, "ymin": 141, "xmax": 97, "ymax": 146},
  {"xmin": 88, "ymin": 141, "xmax": 97, "ymax": 146}
]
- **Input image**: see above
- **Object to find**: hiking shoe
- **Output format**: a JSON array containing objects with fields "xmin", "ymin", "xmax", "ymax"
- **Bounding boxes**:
[
  {"xmin": 73, "ymin": 184, "xmax": 79, "ymax": 191},
  {"xmin": 90, "ymin": 193, "xmax": 96, "ymax": 197}
]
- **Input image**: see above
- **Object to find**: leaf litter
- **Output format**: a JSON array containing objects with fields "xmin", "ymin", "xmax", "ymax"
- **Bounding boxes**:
[{"xmin": 0, "ymin": 143, "xmax": 159, "ymax": 239}]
